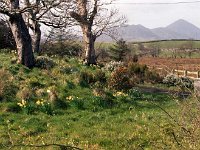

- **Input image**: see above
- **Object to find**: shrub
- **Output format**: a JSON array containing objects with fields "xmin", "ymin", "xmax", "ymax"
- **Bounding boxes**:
[
  {"xmin": 108, "ymin": 67, "xmax": 131, "ymax": 91},
  {"xmin": 128, "ymin": 63, "xmax": 162, "ymax": 84},
  {"xmin": 35, "ymin": 56, "xmax": 56, "ymax": 69},
  {"xmin": 79, "ymin": 71, "xmax": 95, "ymax": 86},
  {"xmin": 163, "ymin": 74, "xmax": 194, "ymax": 89},
  {"xmin": 145, "ymin": 70, "xmax": 163, "ymax": 83},
  {"xmin": 94, "ymin": 70, "xmax": 107, "ymax": 83},
  {"xmin": 127, "ymin": 63, "xmax": 148, "ymax": 76},
  {"xmin": 178, "ymin": 77, "xmax": 194, "ymax": 89},
  {"xmin": 163, "ymin": 74, "xmax": 179, "ymax": 86},
  {"xmin": 109, "ymin": 39, "xmax": 131, "ymax": 61},
  {"xmin": 41, "ymin": 41, "xmax": 82, "ymax": 57}
]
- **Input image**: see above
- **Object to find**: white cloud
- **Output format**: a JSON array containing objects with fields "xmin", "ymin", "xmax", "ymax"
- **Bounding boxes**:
[{"xmin": 113, "ymin": 0, "xmax": 200, "ymax": 28}]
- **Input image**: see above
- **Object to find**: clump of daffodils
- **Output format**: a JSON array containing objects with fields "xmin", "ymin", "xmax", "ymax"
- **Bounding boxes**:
[
  {"xmin": 47, "ymin": 89, "xmax": 51, "ymax": 93},
  {"xmin": 36, "ymin": 99, "xmax": 45, "ymax": 106},
  {"xmin": 113, "ymin": 92, "xmax": 128, "ymax": 97},
  {"xmin": 66, "ymin": 96, "xmax": 79, "ymax": 101},
  {"xmin": 17, "ymin": 99, "xmax": 27, "ymax": 108}
]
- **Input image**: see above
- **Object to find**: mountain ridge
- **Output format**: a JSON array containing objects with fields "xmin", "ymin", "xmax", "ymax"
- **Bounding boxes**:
[{"xmin": 97, "ymin": 19, "xmax": 200, "ymax": 42}]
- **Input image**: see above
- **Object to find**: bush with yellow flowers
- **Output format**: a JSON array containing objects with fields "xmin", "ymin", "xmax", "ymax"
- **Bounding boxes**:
[{"xmin": 108, "ymin": 67, "xmax": 131, "ymax": 91}]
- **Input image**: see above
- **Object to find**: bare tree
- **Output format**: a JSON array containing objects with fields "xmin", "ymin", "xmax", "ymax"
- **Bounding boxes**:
[
  {"xmin": 23, "ymin": 0, "xmax": 69, "ymax": 53},
  {"xmin": 0, "ymin": 0, "xmax": 35, "ymax": 68},
  {"xmin": 0, "ymin": 0, "xmax": 69, "ymax": 67},
  {"xmin": 70, "ymin": 0, "xmax": 126, "ymax": 65}
]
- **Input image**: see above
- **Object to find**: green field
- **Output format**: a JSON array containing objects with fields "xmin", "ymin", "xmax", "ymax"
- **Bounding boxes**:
[
  {"xmin": 0, "ymin": 51, "xmax": 198, "ymax": 149},
  {"xmin": 133, "ymin": 40, "xmax": 200, "ymax": 49}
]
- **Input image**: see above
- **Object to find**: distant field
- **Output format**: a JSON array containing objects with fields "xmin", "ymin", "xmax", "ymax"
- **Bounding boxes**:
[
  {"xmin": 133, "ymin": 40, "xmax": 200, "ymax": 49},
  {"xmin": 139, "ymin": 57, "xmax": 200, "ymax": 77}
]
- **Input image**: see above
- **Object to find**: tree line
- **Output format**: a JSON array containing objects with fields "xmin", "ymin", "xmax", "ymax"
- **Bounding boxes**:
[{"xmin": 0, "ymin": 0, "xmax": 125, "ymax": 68}]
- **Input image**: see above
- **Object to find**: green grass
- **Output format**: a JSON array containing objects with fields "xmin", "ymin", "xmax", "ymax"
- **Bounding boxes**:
[{"xmin": 0, "ymin": 51, "xmax": 190, "ymax": 149}]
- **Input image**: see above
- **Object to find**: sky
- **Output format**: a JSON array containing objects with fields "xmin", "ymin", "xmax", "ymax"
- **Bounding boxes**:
[{"xmin": 113, "ymin": 0, "xmax": 200, "ymax": 28}]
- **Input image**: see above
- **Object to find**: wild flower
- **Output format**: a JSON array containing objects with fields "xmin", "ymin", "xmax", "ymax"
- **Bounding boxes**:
[
  {"xmin": 104, "ymin": 61, "xmax": 124, "ymax": 72},
  {"xmin": 47, "ymin": 89, "xmax": 51, "ymax": 93},
  {"xmin": 66, "ymin": 96, "xmax": 74, "ymax": 101},
  {"xmin": 17, "ymin": 99, "xmax": 27, "ymax": 107},
  {"xmin": 93, "ymin": 91, "xmax": 101, "ymax": 97},
  {"xmin": 113, "ymin": 92, "xmax": 128, "ymax": 97},
  {"xmin": 36, "ymin": 99, "xmax": 45, "ymax": 106}
]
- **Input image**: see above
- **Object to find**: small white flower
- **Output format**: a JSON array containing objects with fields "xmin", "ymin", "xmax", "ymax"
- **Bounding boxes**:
[{"xmin": 47, "ymin": 89, "xmax": 51, "ymax": 93}]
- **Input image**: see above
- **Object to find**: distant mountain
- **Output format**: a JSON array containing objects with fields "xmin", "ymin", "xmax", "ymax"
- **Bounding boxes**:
[
  {"xmin": 151, "ymin": 27, "xmax": 186, "ymax": 40},
  {"xmin": 166, "ymin": 19, "xmax": 200, "ymax": 39},
  {"xmin": 97, "ymin": 19, "xmax": 200, "ymax": 42}
]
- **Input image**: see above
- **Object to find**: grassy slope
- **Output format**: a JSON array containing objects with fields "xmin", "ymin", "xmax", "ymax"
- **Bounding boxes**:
[{"xmin": 0, "ymin": 52, "xmax": 179, "ymax": 149}]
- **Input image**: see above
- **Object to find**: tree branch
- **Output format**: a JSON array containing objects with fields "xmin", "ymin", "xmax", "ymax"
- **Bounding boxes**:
[{"xmin": 8, "ymin": 143, "xmax": 83, "ymax": 150}]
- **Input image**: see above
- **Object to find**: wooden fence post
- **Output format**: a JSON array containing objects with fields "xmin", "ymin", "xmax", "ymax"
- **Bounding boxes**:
[
  {"xmin": 184, "ymin": 70, "xmax": 187, "ymax": 77},
  {"xmin": 198, "ymin": 71, "xmax": 200, "ymax": 78},
  {"xmin": 172, "ymin": 69, "xmax": 175, "ymax": 74}
]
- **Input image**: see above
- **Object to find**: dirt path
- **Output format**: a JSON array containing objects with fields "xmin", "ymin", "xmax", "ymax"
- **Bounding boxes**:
[{"xmin": 136, "ymin": 85, "xmax": 191, "ymax": 99}]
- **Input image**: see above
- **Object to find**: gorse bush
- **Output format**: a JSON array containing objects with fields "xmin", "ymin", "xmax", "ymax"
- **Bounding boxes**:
[{"xmin": 108, "ymin": 67, "xmax": 131, "ymax": 91}]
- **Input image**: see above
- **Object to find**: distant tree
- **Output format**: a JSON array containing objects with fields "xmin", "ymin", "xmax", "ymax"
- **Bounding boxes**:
[
  {"xmin": 138, "ymin": 43, "xmax": 145, "ymax": 52},
  {"xmin": 149, "ymin": 43, "xmax": 161, "ymax": 57},
  {"xmin": 109, "ymin": 39, "xmax": 130, "ymax": 61},
  {"xmin": 180, "ymin": 40, "xmax": 195, "ymax": 58}
]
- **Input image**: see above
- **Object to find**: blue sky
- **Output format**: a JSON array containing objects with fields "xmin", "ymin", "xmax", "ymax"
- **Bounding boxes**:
[{"xmin": 114, "ymin": 0, "xmax": 200, "ymax": 28}]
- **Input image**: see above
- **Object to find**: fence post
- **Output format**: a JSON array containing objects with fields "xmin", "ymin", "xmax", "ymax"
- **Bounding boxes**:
[
  {"xmin": 198, "ymin": 71, "xmax": 200, "ymax": 78},
  {"xmin": 172, "ymin": 69, "xmax": 175, "ymax": 74},
  {"xmin": 184, "ymin": 70, "xmax": 187, "ymax": 77}
]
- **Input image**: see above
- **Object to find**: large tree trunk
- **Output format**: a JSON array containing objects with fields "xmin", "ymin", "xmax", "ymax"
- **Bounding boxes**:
[
  {"xmin": 32, "ymin": 23, "xmax": 41, "ymax": 54},
  {"xmin": 9, "ymin": 15, "xmax": 35, "ymax": 68},
  {"xmin": 82, "ymin": 26, "xmax": 96, "ymax": 65},
  {"xmin": 9, "ymin": 0, "xmax": 35, "ymax": 68}
]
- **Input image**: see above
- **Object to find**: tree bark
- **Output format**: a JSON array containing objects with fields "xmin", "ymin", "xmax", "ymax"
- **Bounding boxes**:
[
  {"xmin": 82, "ymin": 26, "xmax": 96, "ymax": 65},
  {"xmin": 9, "ymin": 0, "xmax": 35, "ymax": 68}
]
